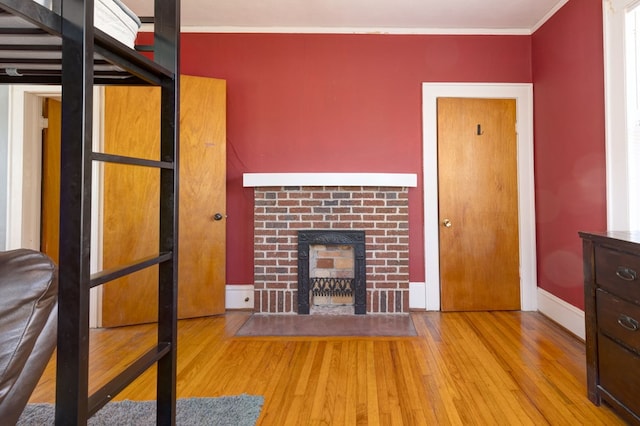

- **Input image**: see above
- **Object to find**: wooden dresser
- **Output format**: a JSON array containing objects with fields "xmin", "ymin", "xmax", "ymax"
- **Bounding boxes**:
[{"xmin": 580, "ymin": 231, "xmax": 640, "ymax": 424}]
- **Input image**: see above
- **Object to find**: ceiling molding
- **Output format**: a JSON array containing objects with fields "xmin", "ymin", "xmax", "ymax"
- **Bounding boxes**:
[
  {"xmin": 140, "ymin": 24, "xmax": 533, "ymax": 36},
  {"xmin": 136, "ymin": 0, "xmax": 571, "ymax": 37},
  {"xmin": 531, "ymin": 0, "xmax": 570, "ymax": 33}
]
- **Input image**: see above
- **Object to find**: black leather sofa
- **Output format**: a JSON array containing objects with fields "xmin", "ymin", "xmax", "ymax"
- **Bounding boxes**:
[{"xmin": 0, "ymin": 249, "xmax": 58, "ymax": 425}]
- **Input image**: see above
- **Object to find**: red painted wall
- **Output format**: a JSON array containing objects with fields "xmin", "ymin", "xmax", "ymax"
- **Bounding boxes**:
[
  {"xmin": 532, "ymin": 0, "xmax": 606, "ymax": 309},
  {"xmin": 174, "ymin": 33, "xmax": 532, "ymax": 286}
]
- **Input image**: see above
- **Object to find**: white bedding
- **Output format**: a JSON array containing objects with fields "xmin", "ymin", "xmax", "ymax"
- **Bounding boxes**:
[
  {"xmin": 34, "ymin": 0, "xmax": 142, "ymax": 48},
  {"xmin": 96, "ymin": 0, "xmax": 141, "ymax": 48}
]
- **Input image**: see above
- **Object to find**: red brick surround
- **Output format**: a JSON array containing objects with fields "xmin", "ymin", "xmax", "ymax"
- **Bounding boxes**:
[{"xmin": 253, "ymin": 186, "xmax": 409, "ymax": 314}]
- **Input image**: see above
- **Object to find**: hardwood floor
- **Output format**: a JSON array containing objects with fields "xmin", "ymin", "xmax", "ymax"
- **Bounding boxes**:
[{"xmin": 29, "ymin": 311, "xmax": 624, "ymax": 425}]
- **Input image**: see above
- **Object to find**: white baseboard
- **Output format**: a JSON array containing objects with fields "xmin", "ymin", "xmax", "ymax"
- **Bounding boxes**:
[
  {"xmin": 409, "ymin": 282, "xmax": 426, "ymax": 309},
  {"xmin": 235, "ymin": 282, "xmax": 581, "ymax": 327},
  {"xmin": 226, "ymin": 284, "xmax": 254, "ymax": 310},
  {"xmin": 231, "ymin": 282, "xmax": 431, "ymax": 311},
  {"xmin": 537, "ymin": 287, "xmax": 585, "ymax": 340}
]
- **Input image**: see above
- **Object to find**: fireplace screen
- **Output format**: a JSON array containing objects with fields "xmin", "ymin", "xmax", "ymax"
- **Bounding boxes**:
[
  {"xmin": 298, "ymin": 230, "xmax": 366, "ymax": 314},
  {"xmin": 309, "ymin": 243, "xmax": 355, "ymax": 307},
  {"xmin": 311, "ymin": 278, "xmax": 354, "ymax": 298}
]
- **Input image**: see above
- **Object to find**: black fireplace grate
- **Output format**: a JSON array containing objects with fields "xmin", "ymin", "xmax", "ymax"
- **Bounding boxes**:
[
  {"xmin": 310, "ymin": 277, "xmax": 354, "ymax": 297},
  {"xmin": 298, "ymin": 230, "xmax": 366, "ymax": 314}
]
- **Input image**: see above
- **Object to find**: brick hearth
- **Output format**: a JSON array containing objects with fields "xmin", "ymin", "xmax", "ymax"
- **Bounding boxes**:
[{"xmin": 251, "ymin": 185, "xmax": 410, "ymax": 314}]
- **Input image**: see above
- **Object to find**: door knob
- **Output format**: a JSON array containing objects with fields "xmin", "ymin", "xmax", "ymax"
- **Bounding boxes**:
[
  {"xmin": 213, "ymin": 213, "xmax": 224, "ymax": 221},
  {"xmin": 442, "ymin": 219, "xmax": 452, "ymax": 228}
]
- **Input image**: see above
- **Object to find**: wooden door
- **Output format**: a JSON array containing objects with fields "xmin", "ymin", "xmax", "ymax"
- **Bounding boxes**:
[
  {"xmin": 101, "ymin": 75, "xmax": 227, "ymax": 326},
  {"xmin": 437, "ymin": 98, "xmax": 520, "ymax": 311},
  {"xmin": 41, "ymin": 98, "xmax": 61, "ymax": 264}
]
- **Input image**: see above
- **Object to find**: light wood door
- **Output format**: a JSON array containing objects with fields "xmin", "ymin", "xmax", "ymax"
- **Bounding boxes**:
[
  {"xmin": 41, "ymin": 98, "xmax": 61, "ymax": 264},
  {"xmin": 437, "ymin": 98, "xmax": 520, "ymax": 311},
  {"xmin": 101, "ymin": 75, "xmax": 227, "ymax": 326}
]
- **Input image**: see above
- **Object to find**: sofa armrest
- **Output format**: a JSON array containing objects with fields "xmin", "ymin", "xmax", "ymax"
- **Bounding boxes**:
[{"xmin": 0, "ymin": 249, "xmax": 58, "ymax": 425}]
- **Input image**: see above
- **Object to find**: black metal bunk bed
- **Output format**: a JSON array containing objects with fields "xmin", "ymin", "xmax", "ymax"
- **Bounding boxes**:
[{"xmin": 0, "ymin": 0, "xmax": 180, "ymax": 424}]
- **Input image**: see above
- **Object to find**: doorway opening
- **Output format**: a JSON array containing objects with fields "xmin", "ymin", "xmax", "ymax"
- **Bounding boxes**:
[
  {"xmin": 421, "ymin": 83, "xmax": 536, "ymax": 312},
  {"xmin": 5, "ymin": 85, "xmax": 104, "ymax": 326}
]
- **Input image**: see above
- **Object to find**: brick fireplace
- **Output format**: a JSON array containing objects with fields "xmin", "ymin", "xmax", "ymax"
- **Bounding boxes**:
[{"xmin": 244, "ymin": 173, "xmax": 416, "ymax": 314}]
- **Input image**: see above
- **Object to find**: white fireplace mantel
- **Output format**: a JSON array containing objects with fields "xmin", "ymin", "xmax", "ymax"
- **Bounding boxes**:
[{"xmin": 243, "ymin": 173, "xmax": 418, "ymax": 188}]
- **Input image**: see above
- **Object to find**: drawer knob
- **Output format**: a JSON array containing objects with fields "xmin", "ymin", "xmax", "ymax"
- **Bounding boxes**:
[
  {"xmin": 617, "ymin": 314, "xmax": 640, "ymax": 332},
  {"xmin": 616, "ymin": 266, "xmax": 637, "ymax": 281}
]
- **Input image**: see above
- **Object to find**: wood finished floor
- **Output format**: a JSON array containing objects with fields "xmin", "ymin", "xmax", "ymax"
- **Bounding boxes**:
[{"xmin": 29, "ymin": 311, "xmax": 624, "ymax": 425}]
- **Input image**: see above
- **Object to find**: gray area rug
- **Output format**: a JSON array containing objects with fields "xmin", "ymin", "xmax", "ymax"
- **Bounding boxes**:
[{"xmin": 18, "ymin": 395, "xmax": 264, "ymax": 426}]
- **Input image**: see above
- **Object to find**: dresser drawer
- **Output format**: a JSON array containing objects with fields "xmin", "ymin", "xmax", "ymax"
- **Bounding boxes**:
[
  {"xmin": 598, "ymin": 334, "xmax": 640, "ymax": 416},
  {"xmin": 595, "ymin": 246, "xmax": 640, "ymax": 303},
  {"xmin": 597, "ymin": 289, "xmax": 640, "ymax": 353}
]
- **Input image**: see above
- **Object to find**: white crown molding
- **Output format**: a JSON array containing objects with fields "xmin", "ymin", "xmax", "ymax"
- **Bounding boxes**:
[
  {"xmin": 607, "ymin": 0, "xmax": 640, "ymax": 13},
  {"xmin": 140, "ymin": 1, "xmax": 576, "ymax": 37},
  {"xmin": 531, "ymin": 0, "xmax": 570, "ymax": 33},
  {"xmin": 177, "ymin": 25, "xmax": 533, "ymax": 35},
  {"xmin": 140, "ymin": 23, "xmax": 531, "ymax": 36}
]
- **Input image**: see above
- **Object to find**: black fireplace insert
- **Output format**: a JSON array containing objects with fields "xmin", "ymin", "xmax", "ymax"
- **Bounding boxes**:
[{"xmin": 297, "ymin": 230, "xmax": 366, "ymax": 314}]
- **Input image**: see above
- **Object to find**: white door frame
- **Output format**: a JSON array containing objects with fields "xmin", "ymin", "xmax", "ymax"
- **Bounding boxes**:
[
  {"xmin": 422, "ymin": 83, "xmax": 537, "ymax": 311},
  {"xmin": 6, "ymin": 85, "xmax": 59, "ymax": 250},
  {"xmin": 6, "ymin": 85, "xmax": 104, "ymax": 326},
  {"xmin": 602, "ymin": 0, "xmax": 640, "ymax": 230}
]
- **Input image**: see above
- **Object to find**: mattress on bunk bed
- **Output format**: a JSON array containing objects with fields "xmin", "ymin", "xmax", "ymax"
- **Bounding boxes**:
[{"xmin": 34, "ymin": 0, "xmax": 142, "ymax": 48}]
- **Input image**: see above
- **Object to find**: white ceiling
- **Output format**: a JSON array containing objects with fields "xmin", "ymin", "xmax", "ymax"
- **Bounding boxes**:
[{"xmin": 125, "ymin": 0, "xmax": 570, "ymax": 34}]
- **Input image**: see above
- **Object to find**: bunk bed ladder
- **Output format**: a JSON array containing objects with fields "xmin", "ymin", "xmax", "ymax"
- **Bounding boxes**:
[{"xmin": 54, "ymin": 0, "xmax": 180, "ymax": 424}]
